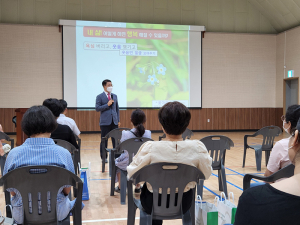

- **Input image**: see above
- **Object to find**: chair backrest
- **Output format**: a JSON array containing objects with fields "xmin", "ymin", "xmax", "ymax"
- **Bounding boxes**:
[
  {"xmin": 53, "ymin": 139, "xmax": 78, "ymax": 174},
  {"xmin": 0, "ymin": 165, "xmax": 83, "ymax": 225},
  {"xmin": 254, "ymin": 126, "xmax": 282, "ymax": 150},
  {"xmin": 130, "ymin": 163, "xmax": 204, "ymax": 220},
  {"xmin": 116, "ymin": 137, "xmax": 153, "ymax": 164},
  {"xmin": 105, "ymin": 128, "xmax": 131, "ymax": 148},
  {"xmin": 53, "ymin": 139, "xmax": 77, "ymax": 153},
  {"xmin": 159, "ymin": 128, "xmax": 194, "ymax": 141},
  {"xmin": 0, "ymin": 131, "xmax": 14, "ymax": 149},
  {"xmin": 200, "ymin": 135, "xmax": 234, "ymax": 169}
]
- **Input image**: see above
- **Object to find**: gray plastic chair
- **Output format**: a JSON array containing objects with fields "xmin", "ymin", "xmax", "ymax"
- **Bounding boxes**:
[
  {"xmin": 243, "ymin": 126, "xmax": 282, "ymax": 171},
  {"xmin": 101, "ymin": 128, "xmax": 130, "ymax": 174},
  {"xmin": 0, "ymin": 132, "xmax": 14, "ymax": 176},
  {"xmin": 243, "ymin": 164, "xmax": 295, "ymax": 190},
  {"xmin": 159, "ymin": 128, "xmax": 193, "ymax": 141},
  {"xmin": 127, "ymin": 163, "xmax": 205, "ymax": 225},
  {"xmin": 197, "ymin": 135, "xmax": 234, "ymax": 198},
  {"xmin": 0, "ymin": 165, "xmax": 83, "ymax": 225},
  {"xmin": 53, "ymin": 139, "xmax": 79, "ymax": 175},
  {"xmin": 111, "ymin": 137, "xmax": 153, "ymax": 204}
]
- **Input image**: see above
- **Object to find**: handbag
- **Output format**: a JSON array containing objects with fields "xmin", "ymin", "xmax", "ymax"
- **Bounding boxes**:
[
  {"xmin": 217, "ymin": 192, "xmax": 237, "ymax": 225},
  {"xmin": 195, "ymin": 196, "xmax": 219, "ymax": 225}
]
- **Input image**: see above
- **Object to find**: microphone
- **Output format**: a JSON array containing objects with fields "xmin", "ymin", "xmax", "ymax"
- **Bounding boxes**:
[{"xmin": 111, "ymin": 94, "xmax": 114, "ymax": 106}]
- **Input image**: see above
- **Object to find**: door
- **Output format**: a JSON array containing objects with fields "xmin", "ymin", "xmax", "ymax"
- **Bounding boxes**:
[{"xmin": 283, "ymin": 78, "xmax": 299, "ymax": 115}]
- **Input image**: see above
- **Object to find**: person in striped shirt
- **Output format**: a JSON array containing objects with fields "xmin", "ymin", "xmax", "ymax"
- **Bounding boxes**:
[{"xmin": 3, "ymin": 105, "xmax": 80, "ymax": 224}]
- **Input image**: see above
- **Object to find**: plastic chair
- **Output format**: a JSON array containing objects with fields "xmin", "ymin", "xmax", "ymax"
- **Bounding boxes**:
[
  {"xmin": 127, "ymin": 163, "xmax": 205, "ymax": 225},
  {"xmin": 101, "ymin": 128, "xmax": 130, "ymax": 174},
  {"xmin": 243, "ymin": 164, "xmax": 295, "ymax": 190},
  {"xmin": 53, "ymin": 139, "xmax": 79, "ymax": 175},
  {"xmin": 197, "ymin": 135, "xmax": 234, "ymax": 198},
  {"xmin": 243, "ymin": 126, "xmax": 282, "ymax": 171},
  {"xmin": 0, "ymin": 165, "xmax": 83, "ymax": 225},
  {"xmin": 110, "ymin": 137, "xmax": 153, "ymax": 204},
  {"xmin": 159, "ymin": 128, "xmax": 193, "ymax": 141},
  {"xmin": 74, "ymin": 134, "xmax": 81, "ymax": 166}
]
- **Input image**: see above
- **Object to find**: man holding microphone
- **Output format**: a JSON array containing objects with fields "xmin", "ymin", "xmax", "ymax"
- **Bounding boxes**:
[{"xmin": 95, "ymin": 79, "xmax": 120, "ymax": 162}]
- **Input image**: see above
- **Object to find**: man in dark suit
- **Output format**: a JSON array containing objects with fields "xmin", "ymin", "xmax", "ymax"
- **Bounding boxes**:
[{"xmin": 95, "ymin": 79, "xmax": 120, "ymax": 161}]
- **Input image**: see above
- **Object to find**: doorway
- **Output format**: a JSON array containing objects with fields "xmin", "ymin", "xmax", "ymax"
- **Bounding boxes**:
[{"xmin": 283, "ymin": 77, "xmax": 299, "ymax": 115}]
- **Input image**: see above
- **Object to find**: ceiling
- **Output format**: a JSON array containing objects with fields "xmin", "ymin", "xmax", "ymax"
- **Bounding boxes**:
[{"xmin": 248, "ymin": 0, "xmax": 300, "ymax": 33}]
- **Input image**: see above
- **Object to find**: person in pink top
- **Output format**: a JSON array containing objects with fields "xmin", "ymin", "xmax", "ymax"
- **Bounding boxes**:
[{"xmin": 250, "ymin": 105, "xmax": 299, "ymax": 187}]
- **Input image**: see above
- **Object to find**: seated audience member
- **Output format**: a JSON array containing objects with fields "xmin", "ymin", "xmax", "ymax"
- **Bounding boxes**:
[
  {"xmin": 43, "ymin": 98, "xmax": 79, "ymax": 149},
  {"xmin": 3, "ymin": 105, "xmax": 81, "ymax": 224},
  {"xmin": 57, "ymin": 99, "xmax": 81, "ymax": 137},
  {"xmin": 250, "ymin": 105, "xmax": 297, "ymax": 188},
  {"xmin": 234, "ymin": 115, "xmax": 300, "ymax": 225},
  {"xmin": 127, "ymin": 102, "xmax": 212, "ymax": 225},
  {"xmin": 115, "ymin": 109, "xmax": 151, "ymax": 193}
]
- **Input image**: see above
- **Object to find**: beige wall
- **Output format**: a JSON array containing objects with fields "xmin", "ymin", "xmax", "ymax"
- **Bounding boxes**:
[
  {"xmin": 0, "ymin": 24, "xmax": 62, "ymax": 108},
  {"xmin": 203, "ymin": 32, "xmax": 276, "ymax": 108},
  {"xmin": 0, "ymin": 23, "xmax": 279, "ymax": 108},
  {"xmin": 276, "ymin": 26, "xmax": 300, "ymax": 108}
]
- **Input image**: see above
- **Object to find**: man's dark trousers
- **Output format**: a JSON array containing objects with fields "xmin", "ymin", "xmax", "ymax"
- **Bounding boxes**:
[{"xmin": 100, "ymin": 119, "xmax": 118, "ymax": 159}]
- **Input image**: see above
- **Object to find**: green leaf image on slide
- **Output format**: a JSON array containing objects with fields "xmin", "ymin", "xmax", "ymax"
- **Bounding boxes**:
[{"xmin": 126, "ymin": 23, "xmax": 189, "ymax": 107}]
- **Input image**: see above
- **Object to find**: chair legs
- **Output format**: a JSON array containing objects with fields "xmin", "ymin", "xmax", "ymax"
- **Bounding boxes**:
[
  {"xmin": 218, "ymin": 170, "xmax": 223, "ymax": 191},
  {"xmin": 242, "ymin": 146, "xmax": 247, "ymax": 168},
  {"xmin": 110, "ymin": 161, "xmax": 116, "ymax": 196},
  {"xmin": 197, "ymin": 180, "xmax": 204, "ymax": 199},
  {"xmin": 219, "ymin": 166, "xmax": 228, "ymax": 197},
  {"xmin": 127, "ymin": 181, "xmax": 137, "ymax": 225},
  {"xmin": 120, "ymin": 170, "xmax": 127, "ymax": 205},
  {"xmin": 265, "ymin": 151, "xmax": 270, "ymax": 166},
  {"xmin": 182, "ymin": 210, "xmax": 192, "ymax": 225},
  {"xmin": 255, "ymin": 150, "xmax": 262, "ymax": 171}
]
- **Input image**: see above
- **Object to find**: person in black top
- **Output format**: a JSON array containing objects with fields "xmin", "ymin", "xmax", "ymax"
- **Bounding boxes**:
[
  {"xmin": 234, "ymin": 105, "xmax": 300, "ymax": 225},
  {"xmin": 43, "ymin": 98, "xmax": 79, "ymax": 149}
]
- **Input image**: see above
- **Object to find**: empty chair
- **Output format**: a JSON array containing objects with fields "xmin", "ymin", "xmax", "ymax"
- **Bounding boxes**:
[
  {"xmin": 0, "ymin": 165, "xmax": 83, "ymax": 225},
  {"xmin": 159, "ymin": 128, "xmax": 193, "ymax": 141},
  {"xmin": 101, "ymin": 127, "xmax": 130, "ymax": 173},
  {"xmin": 53, "ymin": 139, "xmax": 79, "ymax": 175},
  {"xmin": 110, "ymin": 137, "xmax": 153, "ymax": 204},
  {"xmin": 127, "ymin": 163, "xmax": 205, "ymax": 225},
  {"xmin": 243, "ymin": 164, "xmax": 295, "ymax": 191},
  {"xmin": 243, "ymin": 126, "xmax": 282, "ymax": 171},
  {"xmin": 197, "ymin": 135, "xmax": 234, "ymax": 198}
]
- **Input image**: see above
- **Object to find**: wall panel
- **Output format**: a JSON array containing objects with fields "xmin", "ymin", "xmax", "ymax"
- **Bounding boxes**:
[{"xmin": 1, "ymin": 108, "xmax": 283, "ymax": 133}]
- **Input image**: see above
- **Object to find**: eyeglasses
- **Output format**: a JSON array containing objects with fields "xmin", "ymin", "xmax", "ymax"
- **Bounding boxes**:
[{"xmin": 281, "ymin": 115, "xmax": 285, "ymax": 122}]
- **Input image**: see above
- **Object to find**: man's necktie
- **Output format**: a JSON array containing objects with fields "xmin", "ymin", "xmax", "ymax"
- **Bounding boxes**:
[{"xmin": 108, "ymin": 93, "xmax": 111, "ymax": 100}]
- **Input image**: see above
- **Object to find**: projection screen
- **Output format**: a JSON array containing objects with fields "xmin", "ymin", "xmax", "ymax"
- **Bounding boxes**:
[{"xmin": 60, "ymin": 20, "xmax": 204, "ymax": 108}]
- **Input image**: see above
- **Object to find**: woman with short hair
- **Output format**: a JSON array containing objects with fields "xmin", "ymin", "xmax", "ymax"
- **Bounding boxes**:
[
  {"xmin": 127, "ymin": 101, "xmax": 212, "ymax": 225},
  {"xmin": 4, "ymin": 105, "xmax": 81, "ymax": 224}
]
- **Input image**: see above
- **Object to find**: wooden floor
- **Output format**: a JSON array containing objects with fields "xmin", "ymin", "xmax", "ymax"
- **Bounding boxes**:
[{"xmin": 0, "ymin": 131, "xmax": 288, "ymax": 224}]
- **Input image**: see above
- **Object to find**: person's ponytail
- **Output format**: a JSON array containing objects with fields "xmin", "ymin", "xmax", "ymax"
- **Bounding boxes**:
[
  {"xmin": 135, "ymin": 123, "xmax": 145, "ymax": 137},
  {"xmin": 131, "ymin": 109, "xmax": 146, "ymax": 137}
]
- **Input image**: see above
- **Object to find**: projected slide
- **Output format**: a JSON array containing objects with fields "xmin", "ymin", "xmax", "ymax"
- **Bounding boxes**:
[{"xmin": 61, "ymin": 20, "xmax": 203, "ymax": 108}]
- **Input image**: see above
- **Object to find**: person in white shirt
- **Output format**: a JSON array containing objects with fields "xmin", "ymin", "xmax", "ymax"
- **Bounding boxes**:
[
  {"xmin": 57, "ymin": 99, "xmax": 81, "ymax": 137},
  {"xmin": 127, "ymin": 101, "xmax": 212, "ymax": 225}
]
